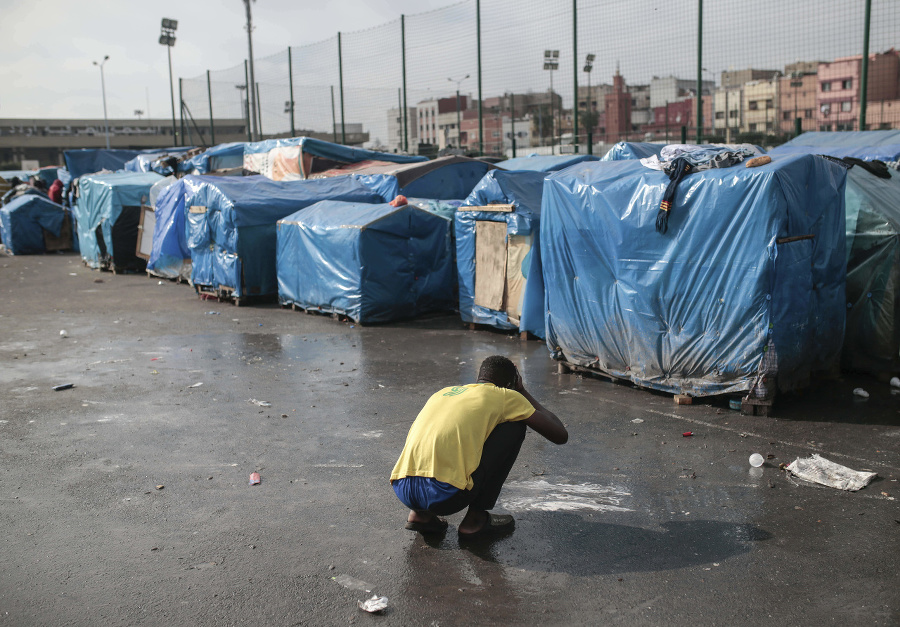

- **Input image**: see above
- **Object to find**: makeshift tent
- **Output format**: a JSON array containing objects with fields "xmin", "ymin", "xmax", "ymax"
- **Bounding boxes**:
[
  {"xmin": 186, "ymin": 176, "xmax": 387, "ymax": 300},
  {"xmin": 74, "ymin": 171, "xmax": 163, "ymax": 271},
  {"xmin": 277, "ymin": 200, "xmax": 454, "ymax": 323},
  {"xmin": 243, "ymin": 136, "xmax": 426, "ymax": 180},
  {"xmin": 541, "ymin": 154, "xmax": 848, "ymax": 397},
  {"xmin": 843, "ymin": 165, "xmax": 900, "ymax": 374},
  {"xmin": 182, "ymin": 142, "xmax": 246, "ymax": 175},
  {"xmin": 64, "ymin": 149, "xmax": 143, "ymax": 179},
  {"xmin": 456, "ymin": 169, "xmax": 548, "ymax": 336},
  {"xmin": 0, "ymin": 196, "xmax": 71, "ymax": 254},
  {"xmin": 601, "ymin": 142, "xmax": 665, "ymax": 161},
  {"xmin": 494, "ymin": 154, "xmax": 599, "ymax": 172},
  {"xmin": 770, "ymin": 130, "xmax": 900, "ymax": 162}
]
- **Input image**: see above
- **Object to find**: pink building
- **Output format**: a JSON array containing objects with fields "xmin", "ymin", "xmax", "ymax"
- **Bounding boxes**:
[
  {"xmin": 817, "ymin": 50, "xmax": 900, "ymax": 131},
  {"xmin": 779, "ymin": 74, "xmax": 818, "ymax": 134}
]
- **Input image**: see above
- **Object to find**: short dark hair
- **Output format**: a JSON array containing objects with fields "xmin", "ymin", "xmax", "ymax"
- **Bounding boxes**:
[{"xmin": 478, "ymin": 355, "xmax": 517, "ymax": 389}]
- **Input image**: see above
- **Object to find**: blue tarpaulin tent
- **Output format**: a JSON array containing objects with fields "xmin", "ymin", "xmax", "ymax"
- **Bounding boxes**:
[
  {"xmin": 495, "ymin": 154, "xmax": 599, "ymax": 172},
  {"xmin": 243, "ymin": 136, "xmax": 426, "ymax": 180},
  {"xmin": 277, "ymin": 200, "xmax": 455, "ymax": 323},
  {"xmin": 146, "ymin": 177, "xmax": 195, "ymax": 280},
  {"xmin": 770, "ymin": 130, "xmax": 900, "ymax": 162},
  {"xmin": 186, "ymin": 176, "xmax": 388, "ymax": 299},
  {"xmin": 541, "ymin": 154, "xmax": 848, "ymax": 397},
  {"xmin": 75, "ymin": 171, "xmax": 163, "ymax": 270},
  {"xmin": 182, "ymin": 142, "xmax": 246, "ymax": 174},
  {"xmin": 64, "ymin": 149, "xmax": 145, "ymax": 179},
  {"xmin": 347, "ymin": 156, "xmax": 495, "ymax": 200},
  {"xmin": 456, "ymin": 169, "xmax": 549, "ymax": 336},
  {"xmin": 0, "ymin": 196, "xmax": 69, "ymax": 254},
  {"xmin": 601, "ymin": 142, "xmax": 665, "ymax": 161}
]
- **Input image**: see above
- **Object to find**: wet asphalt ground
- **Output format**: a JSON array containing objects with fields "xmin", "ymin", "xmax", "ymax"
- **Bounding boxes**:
[{"xmin": 0, "ymin": 252, "xmax": 898, "ymax": 626}]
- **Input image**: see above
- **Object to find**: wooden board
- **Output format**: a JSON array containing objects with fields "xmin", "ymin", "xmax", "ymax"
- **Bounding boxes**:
[
  {"xmin": 136, "ymin": 206, "xmax": 156, "ymax": 260},
  {"xmin": 459, "ymin": 203, "xmax": 514, "ymax": 213},
  {"xmin": 474, "ymin": 220, "xmax": 507, "ymax": 311},
  {"xmin": 505, "ymin": 234, "xmax": 532, "ymax": 325}
]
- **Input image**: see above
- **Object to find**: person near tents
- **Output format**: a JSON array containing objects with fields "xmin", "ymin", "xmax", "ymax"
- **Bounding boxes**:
[
  {"xmin": 48, "ymin": 179, "xmax": 63, "ymax": 204},
  {"xmin": 390, "ymin": 355, "xmax": 567, "ymax": 538}
]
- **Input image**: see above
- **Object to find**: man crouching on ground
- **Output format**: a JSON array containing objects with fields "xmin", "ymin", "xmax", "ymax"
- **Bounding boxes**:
[{"xmin": 390, "ymin": 355, "xmax": 567, "ymax": 539}]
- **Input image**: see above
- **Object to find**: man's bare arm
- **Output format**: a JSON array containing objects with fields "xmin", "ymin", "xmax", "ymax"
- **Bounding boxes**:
[{"xmin": 515, "ymin": 372, "xmax": 568, "ymax": 445}]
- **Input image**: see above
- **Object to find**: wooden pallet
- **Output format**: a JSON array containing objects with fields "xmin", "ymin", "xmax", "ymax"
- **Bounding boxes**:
[
  {"xmin": 284, "ymin": 302, "xmax": 355, "ymax": 323},
  {"xmin": 466, "ymin": 321, "xmax": 533, "ymax": 340}
]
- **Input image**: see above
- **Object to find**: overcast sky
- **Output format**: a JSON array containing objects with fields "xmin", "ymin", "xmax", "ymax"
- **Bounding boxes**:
[{"xmin": 0, "ymin": 0, "xmax": 451, "ymax": 120}]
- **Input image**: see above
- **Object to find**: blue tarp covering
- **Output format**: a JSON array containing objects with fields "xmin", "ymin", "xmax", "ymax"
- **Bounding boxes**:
[
  {"xmin": 495, "ymin": 154, "xmax": 599, "ymax": 172},
  {"xmin": 186, "ymin": 176, "xmax": 388, "ymax": 298},
  {"xmin": 0, "ymin": 170, "xmax": 37, "ymax": 182},
  {"xmin": 351, "ymin": 156, "xmax": 494, "ymax": 201},
  {"xmin": 0, "ymin": 195, "xmax": 67, "ymax": 254},
  {"xmin": 75, "ymin": 171, "xmax": 163, "ymax": 269},
  {"xmin": 456, "ymin": 169, "xmax": 549, "ymax": 336},
  {"xmin": 244, "ymin": 136, "xmax": 426, "ymax": 180},
  {"xmin": 147, "ymin": 177, "xmax": 194, "ymax": 280},
  {"xmin": 770, "ymin": 131, "xmax": 900, "ymax": 161},
  {"xmin": 124, "ymin": 148, "xmax": 195, "ymax": 176},
  {"xmin": 277, "ymin": 201, "xmax": 455, "ymax": 323},
  {"xmin": 182, "ymin": 142, "xmax": 246, "ymax": 174},
  {"xmin": 541, "ymin": 154, "xmax": 848, "ymax": 396},
  {"xmin": 601, "ymin": 142, "xmax": 665, "ymax": 161},
  {"xmin": 64, "ymin": 148, "xmax": 188, "ymax": 179}
]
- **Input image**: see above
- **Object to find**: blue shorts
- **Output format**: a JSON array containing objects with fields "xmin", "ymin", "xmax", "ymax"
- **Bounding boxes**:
[{"xmin": 392, "ymin": 476, "xmax": 460, "ymax": 511}]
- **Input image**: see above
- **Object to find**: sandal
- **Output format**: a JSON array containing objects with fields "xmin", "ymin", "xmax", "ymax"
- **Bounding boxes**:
[
  {"xmin": 458, "ymin": 513, "xmax": 515, "ymax": 540},
  {"xmin": 404, "ymin": 517, "xmax": 449, "ymax": 534}
]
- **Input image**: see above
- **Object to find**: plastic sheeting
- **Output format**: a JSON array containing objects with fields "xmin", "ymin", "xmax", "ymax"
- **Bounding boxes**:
[
  {"xmin": 74, "ymin": 171, "xmax": 163, "ymax": 270},
  {"xmin": 243, "ymin": 136, "xmax": 426, "ymax": 180},
  {"xmin": 186, "ymin": 176, "xmax": 388, "ymax": 298},
  {"xmin": 456, "ymin": 169, "xmax": 548, "ymax": 336},
  {"xmin": 601, "ymin": 142, "xmax": 665, "ymax": 161},
  {"xmin": 770, "ymin": 130, "xmax": 900, "ymax": 162},
  {"xmin": 347, "ymin": 156, "xmax": 495, "ymax": 200},
  {"xmin": 495, "ymin": 154, "xmax": 599, "ymax": 172},
  {"xmin": 0, "ymin": 195, "xmax": 68, "ymax": 254},
  {"xmin": 541, "ymin": 154, "xmax": 848, "ymax": 396},
  {"xmin": 843, "ymin": 166, "xmax": 900, "ymax": 374},
  {"xmin": 146, "ymin": 177, "xmax": 190, "ymax": 280},
  {"xmin": 182, "ymin": 142, "xmax": 246, "ymax": 174},
  {"xmin": 277, "ymin": 200, "xmax": 455, "ymax": 323}
]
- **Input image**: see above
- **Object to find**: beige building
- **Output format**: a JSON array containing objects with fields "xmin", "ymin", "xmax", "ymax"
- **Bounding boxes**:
[
  {"xmin": 742, "ymin": 80, "xmax": 780, "ymax": 134},
  {"xmin": 712, "ymin": 87, "xmax": 743, "ymax": 140}
]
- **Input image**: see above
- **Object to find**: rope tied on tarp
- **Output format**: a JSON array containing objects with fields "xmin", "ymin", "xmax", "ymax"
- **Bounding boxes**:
[{"xmin": 657, "ymin": 157, "xmax": 693, "ymax": 234}]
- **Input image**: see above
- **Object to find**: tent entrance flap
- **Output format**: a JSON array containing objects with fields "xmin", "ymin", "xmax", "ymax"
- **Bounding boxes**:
[
  {"xmin": 43, "ymin": 214, "xmax": 72, "ymax": 252},
  {"xmin": 136, "ymin": 206, "xmax": 155, "ymax": 260},
  {"xmin": 474, "ymin": 220, "xmax": 508, "ymax": 312}
]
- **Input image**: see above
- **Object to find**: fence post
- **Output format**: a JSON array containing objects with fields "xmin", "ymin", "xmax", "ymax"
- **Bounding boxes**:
[
  {"xmin": 401, "ymin": 15, "xmax": 409, "ymax": 152},
  {"xmin": 288, "ymin": 47, "xmax": 296, "ymax": 137},
  {"xmin": 572, "ymin": 0, "xmax": 578, "ymax": 153},
  {"xmin": 338, "ymin": 32, "xmax": 346, "ymax": 145},
  {"xmin": 255, "ymin": 82, "xmax": 263, "ymax": 138},
  {"xmin": 696, "ymin": 0, "xmax": 703, "ymax": 143},
  {"xmin": 477, "ymin": 0, "xmax": 483, "ymax": 155},
  {"xmin": 244, "ymin": 60, "xmax": 252, "ymax": 143},
  {"xmin": 859, "ymin": 0, "xmax": 871, "ymax": 131},
  {"xmin": 179, "ymin": 78, "xmax": 185, "ymax": 147},
  {"xmin": 331, "ymin": 86, "xmax": 338, "ymax": 143},
  {"xmin": 511, "ymin": 93, "xmax": 516, "ymax": 158},
  {"xmin": 207, "ymin": 70, "xmax": 215, "ymax": 146}
]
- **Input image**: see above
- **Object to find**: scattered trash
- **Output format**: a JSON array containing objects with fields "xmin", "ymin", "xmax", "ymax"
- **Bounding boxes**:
[
  {"xmin": 728, "ymin": 399, "xmax": 741, "ymax": 410},
  {"xmin": 631, "ymin": 418, "xmax": 644, "ymax": 424},
  {"xmin": 749, "ymin": 453, "xmax": 765, "ymax": 468},
  {"xmin": 94, "ymin": 278, "xmax": 104, "ymax": 283},
  {"xmin": 258, "ymin": 323, "xmax": 262, "ymax": 327},
  {"xmin": 155, "ymin": 485, "xmax": 164, "ymax": 490},
  {"xmin": 682, "ymin": 431, "xmax": 693, "ymax": 437},
  {"xmin": 150, "ymin": 370, "xmax": 159, "ymax": 375},
  {"xmin": 52, "ymin": 383, "xmax": 74, "ymax": 391},
  {"xmin": 59, "ymin": 329, "xmax": 67, "ymax": 337},
  {"xmin": 358, "ymin": 595, "xmax": 388, "ymax": 614},
  {"xmin": 249, "ymin": 472, "xmax": 261, "ymax": 485},
  {"xmin": 891, "ymin": 377, "xmax": 900, "ymax": 388},
  {"xmin": 332, "ymin": 574, "xmax": 373, "ymax": 592},
  {"xmin": 158, "ymin": 281, "xmax": 164, "ymax": 285},
  {"xmin": 248, "ymin": 399, "xmax": 271, "ymax": 407},
  {"xmin": 205, "ymin": 311, "xmax": 221, "ymax": 315},
  {"xmin": 151, "ymin": 357, "xmax": 160, "ymax": 361},
  {"xmin": 188, "ymin": 382, "xmax": 203, "ymax": 388},
  {"xmin": 786, "ymin": 454, "xmax": 877, "ymax": 491},
  {"xmin": 674, "ymin": 394, "xmax": 692, "ymax": 405},
  {"xmin": 852, "ymin": 387, "xmax": 869, "ymax": 398}
]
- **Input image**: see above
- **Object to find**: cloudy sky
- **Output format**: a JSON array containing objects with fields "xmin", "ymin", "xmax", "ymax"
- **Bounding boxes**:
[{"xmin": 0, "ymin": 0, "xmax": 451, "ymax": 120}]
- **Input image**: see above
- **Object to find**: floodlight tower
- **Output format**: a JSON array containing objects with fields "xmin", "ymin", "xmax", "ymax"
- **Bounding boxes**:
[
  {"xmin": 159, "ymin": 18, "xmax": 178, "ymax": 145},
  {"xmin": 92, "ymin": 56, "xmax": 110, "ymax": 149},
  {"xmin": 543, "ymin": 50, "xmax": 559, "ymax": 152},
  {"xmin": 583, "ymin": 53, "xmax": 595, "ymax": 146}
]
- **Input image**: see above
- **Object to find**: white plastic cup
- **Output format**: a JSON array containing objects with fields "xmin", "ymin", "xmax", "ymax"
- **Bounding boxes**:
[{"xmin": 749, "ymin": 453, "xmax": 764, "ymax": 468}]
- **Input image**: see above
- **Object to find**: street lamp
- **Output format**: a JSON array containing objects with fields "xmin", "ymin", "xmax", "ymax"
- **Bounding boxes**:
[
  {"xmin": 583, "ymin": 54, "xmax": 595, "ymax": 148},
  {"xmin": 159, "ymin": 18, "xmax": 178, "ymax": 146},
  {"xmin": 448, "ymin": 74, "xmax": 470, "ymax": 149},
  {"xmin": 92, "ymin": 56, "xmax": 110, "ymax": 149},
  {"xmin": 134, "ymin": 109, "xmax": 144, "ymax": 120},
  {"xmin": 543, "ymin": 50, "xmax": 559, "ymax": 153}
]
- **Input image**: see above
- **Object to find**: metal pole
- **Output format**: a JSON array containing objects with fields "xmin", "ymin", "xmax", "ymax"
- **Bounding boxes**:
[
  {"xmin": 550, "ymin": 70, "xmax": 555, "ymax": 155},
  {"xmin": 243, "ymin": 0, "xmax": 258, "ymax": 141},
  {"xmin": 244, "ymin": 60, "xmax": 252, "ymax": 142},
  {"xmin": 330, "ymin": 85, "xmax": 338, "ymax": 143},
  {"xmin": 255, "ymin": 82, "xmax": 264, "ymax": 138},
  {"xmin": 167, "ymin": 46, "xmax": 177, "ymax": 145},
  {"xmin": 511, "ymin": 93, "xmax": 516, "ymax": 158},
  {"xmin": 456, "ymin": 89, "xmax": 461, "ymax": 147},
  {"xmin": 859, "ymin": 0, "xmax": 871, "ymax": 131},
  {"xmin": 397, "ymin": 87, "xmax": 403, "ymax": 150},
  {"xmin": 338, "ymin": 32, "xmax": 346, "ymax": 144},
  {"xmin": 696, "ymin": 0, "xmax": 703, "ymax": 143},
  {"xmin": 476, "ymin": 0, "xmax": 483, "ymax": 155},
  {"xmin": 98, "ymin": 62, "xmax": 110, "ymax": 149},
  {"xmin": 179, "ymin": 78, "xmax": 184, "ymax": 146},
  {"xmin": 572, "ymin": 0, "xmax": 578, "ymax": 153},
  {"xmin": 288, "ymin": 47, "xmax": 296, "ymax": 137},
  {"xmin": 665, "ymin": 101, "xmax": 669, "ymax": 142},
  {"xmin": 401, "ymin": 15, "xmax": 409, "ymax": 152},
  {"xmin": 207, "ymin": 70, "xmax": 215, "ymax": 145}
]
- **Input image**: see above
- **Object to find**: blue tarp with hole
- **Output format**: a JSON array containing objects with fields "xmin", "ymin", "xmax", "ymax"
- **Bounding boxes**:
[
  {"xmin": 182, "ymin": 142, "xmax": 246, "ymax": 174},
  {"xmin": 186, "ymin": 176, "xmax": 388, "ymax": 298},
  {"xmin": 540, "ymin": 154, "xmax": 848, "ymax": 396},
  {"xmin": 456, "ymin": 169, "xmax": 549, "ymax": 336},
  {"xmin": 276, "ymin": 200, "xmax": 454, "ymax": 323},
  {"xmin": 0, "ymin": 195, "xmax": 67, "ymax": 254},
  {"xmin": 770, "ymin": 130, "xmax": 900, "ymax": 161},
  {"xmin": 74, "ymin": 171, "xmax": 163, "ymax": 268},
  {"xmin": 601, "ymin": 142, "xmax": 665, "ymax": 161},
  {"xmin": 495, "ymin": 154, "xmax": 599, "ymax": 172}
]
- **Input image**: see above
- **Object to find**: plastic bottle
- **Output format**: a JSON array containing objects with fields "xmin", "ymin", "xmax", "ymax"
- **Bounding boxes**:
[{"xmin": 749, "ymin": 453, "xmax": 764, "ymax": 468}]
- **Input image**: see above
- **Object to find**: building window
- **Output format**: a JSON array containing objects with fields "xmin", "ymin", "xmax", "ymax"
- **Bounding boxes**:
[
  {"xmin": 840, "ymin": 101, "xmax": 852, "ymax": 112},
  {"xmin": 749, "ymin": 123, "xmax": 758, "ymax": 131},
  {"xmin": 729, "ymin": 110, "xmax": 738, "ymax": 119},
  {"xmin": 842, "ymin": 79, "xmax": 852, "ymax": 90},
  {"xmin": 748, "ymin": 101, "xmax": 759, "ymax": 111},
  {"xmin": 821, "ymin": 82, "xmax": 832, "ymax": 92},
  {"xmin": 715, "ymin": 111, "xmax": 724, "ymax": 119},
  {"xmin": 783, "ymin": 111, "xmax": 792, "ymax": 121},
  {"xmin": 804, "ymin": 109, "xmax": 813, "ymax": 118}
]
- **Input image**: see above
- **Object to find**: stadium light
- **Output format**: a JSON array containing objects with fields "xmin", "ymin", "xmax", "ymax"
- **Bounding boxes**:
[
  {"xmin": 159, "ymin": 18, "xmax": 178, "ymax": 145},
  {"xmin": 92, "ymin": 56, "xmax": 110, "ymax": 149}
]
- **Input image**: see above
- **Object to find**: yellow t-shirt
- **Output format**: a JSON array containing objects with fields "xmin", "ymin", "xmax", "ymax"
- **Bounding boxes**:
[{"xmin": 390, "ymin": 383, "xmax": 535, "ymax": 490}]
